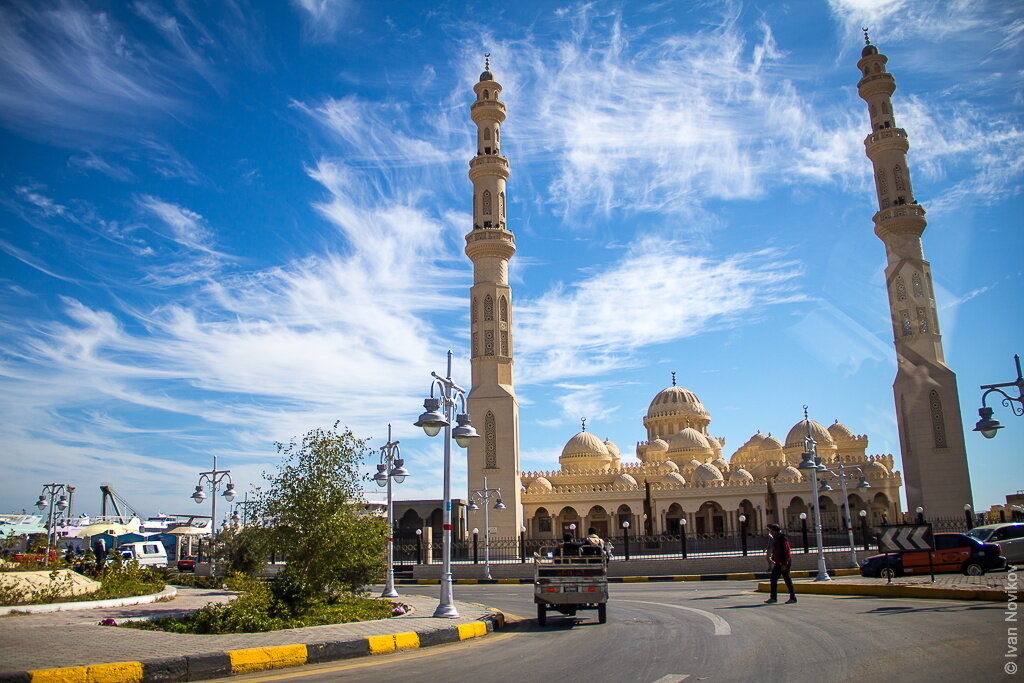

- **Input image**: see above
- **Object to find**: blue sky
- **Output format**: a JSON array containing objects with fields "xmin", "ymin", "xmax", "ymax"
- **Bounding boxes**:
[{"xmin": 1, "ymin": 0, "xmax": 1021, "ymax": 522}]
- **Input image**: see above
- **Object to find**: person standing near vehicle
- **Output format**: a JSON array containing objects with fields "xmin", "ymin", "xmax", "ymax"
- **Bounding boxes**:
[{"xmin": 764, "ymin": 523, "xmax": 797, "ymax": 604}]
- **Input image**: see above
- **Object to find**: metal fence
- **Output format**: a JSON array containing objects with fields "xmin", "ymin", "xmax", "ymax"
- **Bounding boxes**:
[{"xmin": 392, "ymin": 515, "xmax": 978, "ymax": 565}]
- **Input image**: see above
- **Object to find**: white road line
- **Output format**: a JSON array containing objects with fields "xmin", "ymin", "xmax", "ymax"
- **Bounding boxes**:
[
  {"xmin": 651, "ymin": 675, "xmax": 690, "ymax": 683},
  {"xmin": 618, "ymin": 599, "xmax": 731, "ymax": 636}
]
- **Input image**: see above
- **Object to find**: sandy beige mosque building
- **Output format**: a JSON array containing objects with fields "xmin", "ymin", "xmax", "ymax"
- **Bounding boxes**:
[{"xmin": 449, "ymin": 37, "xmax": 974, "ymax": 540}]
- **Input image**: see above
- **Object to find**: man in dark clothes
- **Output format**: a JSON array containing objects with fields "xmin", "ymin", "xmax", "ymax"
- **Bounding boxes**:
[{"xmin": 764, "ymin": 523, "xmax": 797, "ymax": 604}]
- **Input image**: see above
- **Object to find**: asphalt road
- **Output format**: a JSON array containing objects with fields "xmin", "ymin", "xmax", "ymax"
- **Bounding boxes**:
[{"xmin": 227, "ymin": 581, "xmax": 1010, "ymax": 683}]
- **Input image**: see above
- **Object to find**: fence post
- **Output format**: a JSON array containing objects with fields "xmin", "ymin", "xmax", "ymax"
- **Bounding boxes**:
[
  {"xmin": 623, "ymin": 524, "xmax": 631, "ymax": 561},
  {"xmin": 680, "ymin": 523, "xmax": 687, "ymax": 560}
]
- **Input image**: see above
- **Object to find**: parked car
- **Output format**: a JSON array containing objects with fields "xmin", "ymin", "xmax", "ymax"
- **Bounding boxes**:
[
  {"xmin": 9, "ymin": 549, "xmax": 58, "ymax": 563},
  {"xmin": 115, "ymin": 541, "xmax": 168, "ymax": 568},
  {"xmin": 176, "ymin": 556, "xmax": 197, "ymax": 572},
  {"xmin": 860, "ymin": 532, "xmax": 1004, "ymax": 578},
  {"xmin": 967, "ymin": 523, "xmax": 1024, "ymax": 565}
]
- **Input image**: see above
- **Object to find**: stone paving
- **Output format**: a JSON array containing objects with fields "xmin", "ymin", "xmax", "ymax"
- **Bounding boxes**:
[{"xmin": 0, "ymin": 587, "xmax": 491, "ymax": 672}]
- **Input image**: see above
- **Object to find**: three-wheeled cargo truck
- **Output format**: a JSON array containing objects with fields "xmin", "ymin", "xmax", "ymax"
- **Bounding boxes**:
[{"xmin": 534, "ymin": 542, "xmax": 609, "ymax": 625}]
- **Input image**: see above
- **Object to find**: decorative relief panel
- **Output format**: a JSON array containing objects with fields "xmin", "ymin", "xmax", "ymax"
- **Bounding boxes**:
[
  {"xmin": 900, "ymin": 310, "xmax": 913, "ymax": 336},
  {"xmin": 472, "ymin": 298, "xmax": 478, "ymax": 323},
  {"xmin": 484, "ymin": 330, "xmax": 495, "ymax": 356},
  {"xmin": 485, "ymin": 411, "xmax": 497, "ymax": 468},
  {"xmin": 929, "ymin": 390, "xmax": 947, "ymax": 448},
  {"xmin": 893, "ymin": 165, "xmax": 905, "ymax": 191},
  {"xmin": 895, "ymin": 276, "xmax": 907, "ymax": 301},
  {"xmin": 472, "ymin": 332, "xmax": 478, "ymax": 358},
  {"xmin": 917, "ymin": 307, "xmax": 929, "ymax": 334},
  {"xmin": 499, "ymin": 296, "xmax": 508, "ymax": 322},
  {"xmin": 877, "ymin": 171, "xmax": 888, "ymax": 196},
  {"xmin": 499, "ymin": 192, "xmax": 505, "ymax": 220},
  {"xmin": 483, "ymin": 190, "xmax": 492, "ymax": 215},
  {"xmin": 500, "ymin": 331, "xmax": 509, "ymax": 356},
  {"xmin": 912, "ymin": 271, "xmax": 923, "ymax": 298},
  {"xmin": 484, "ymin": 295, "xmax": 494, "ymax": 321}
]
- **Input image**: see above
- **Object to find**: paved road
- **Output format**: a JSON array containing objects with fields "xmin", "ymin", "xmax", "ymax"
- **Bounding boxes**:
[{"xmin": 225, "ymin": 581, "xmax": 1009, "ymax": 683}]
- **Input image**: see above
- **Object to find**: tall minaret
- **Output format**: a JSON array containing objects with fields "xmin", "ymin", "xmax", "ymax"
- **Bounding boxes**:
[
  {"xmin": 857, "ymin": 32, "xmax": 973, "ymax": 518},
  {"xmin": 465, "ymin": 57, "xmax": 523, "ymax": 537}
]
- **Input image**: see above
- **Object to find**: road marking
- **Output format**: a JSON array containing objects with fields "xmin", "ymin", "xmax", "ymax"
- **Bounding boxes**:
[
  {"xmin": 618, "ymin": 599, "xmax": 731, "ymax": 636},
  {"xmin": 652, "ymin": 676, "xmax": 690, "ymax": 683}
]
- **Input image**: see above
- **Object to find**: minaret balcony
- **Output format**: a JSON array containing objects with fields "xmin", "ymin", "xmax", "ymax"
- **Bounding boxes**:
[
  {"xmin": 471, "ymin": 99, "xmax": 506, "ymax": 112},
  {"xmin": 864, "ymin": 127, "xmax": 908, "ymax": 148},
  {"xmin": 469, "ymin": 155, "xmax": 510, "ymax": 180}
]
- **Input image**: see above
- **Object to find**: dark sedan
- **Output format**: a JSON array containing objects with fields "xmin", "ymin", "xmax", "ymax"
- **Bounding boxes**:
[{"xmin": 861, "ymin": 532, "xmax": 1004, "ymax": 578}]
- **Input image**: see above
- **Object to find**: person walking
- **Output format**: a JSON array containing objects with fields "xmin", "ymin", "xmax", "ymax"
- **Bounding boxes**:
[{"xmin": 764, "ymin": 523, "xmax": 797, "ymax": 604}]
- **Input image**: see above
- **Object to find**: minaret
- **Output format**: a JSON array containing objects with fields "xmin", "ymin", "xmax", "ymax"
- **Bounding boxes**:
[
  {"xmin": 857, "ymin": 32, "xmax": 973, "ymax": 518},
  {"xmin": 465, "ymin": 56, "xmax": 523, "ymax": 537}
]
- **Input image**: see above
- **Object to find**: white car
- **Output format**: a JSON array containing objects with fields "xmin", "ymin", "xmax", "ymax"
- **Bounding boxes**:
[{"xmin": 967, "ymin": 523, "xmax": 1024, "ymax": 565}]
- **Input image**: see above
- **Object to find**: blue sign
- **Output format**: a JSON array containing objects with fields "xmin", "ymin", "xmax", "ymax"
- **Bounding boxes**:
[{"xmin": 445, "ymin": 501, "xmax": 451, "ymax": 511}]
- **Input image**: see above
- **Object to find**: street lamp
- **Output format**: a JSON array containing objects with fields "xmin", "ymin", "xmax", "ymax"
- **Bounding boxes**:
[
  {"xmin": 964, "ymin": 503, "xmax": 975, "ymax": 532},
  {"xmin": 621, "ymin": 520, "xmax": 630, "ymax": 561},
  {"xmin": 799, "ymin": 512, "xmax": 809, "ymax": 554},
  {"xmin": 738, "ymin": 514, "xmax": 748, "ymax": 556},
  {"xmin": 797, "ymin": 407, "xmax": 830, "ymax": 582},
  {"xmin": 191, "ymin": 456, "xmax": 237, "ymax": 536},
  {"xmin": 973, "ymin": 354, "xmax": 1023, "ymax": 438},
  {"xmin": 415, "ymin": 528, "xmax": 423, "ymax": 565},
  {"xmin": 859, "ymin": 509, "xmax": 870, "ymax": 551},
  {"xmin": 817, "ymin": 455, "xmax": 871, "ymax": 569},
  {"xmin": 680, "ymin": 517, "xmax": 688, "ymax": 559},
  {"xmin": 373, "ymin": 424, "xmax": 409, "ymax": 599},
  {"xmin": 414, "ymin": 350, "xmax": 479, "ymax": 618},
  {"xmin": 468, "ymin": 476, "xmax": 504, "ymax": 580},
  {"xmin": 915, "ymin": 506, "xmax": 924, "ymax": 524},
  {"xmin": 35, "ymin": 483, "xmax": 74, "ymax": 563}
]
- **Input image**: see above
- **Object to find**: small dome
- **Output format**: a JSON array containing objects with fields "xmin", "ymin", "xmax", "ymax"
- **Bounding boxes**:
[
  {"xmin": 527, "ymin": 477, "xmax": 552, "ymax": 493},
  {"xmin": 614, "ymin": 473, "xmax": 638, "ymax": 488},
  {"xmin": 693, "ymin": 463, "xmax": 724, "ymax": 482},
  {"xmin": 661, "ymin": 460, "xmax": 679, "ymax": 473},
  {"xmin": 668, "ymin": 427, "xmax": 712, "ymax": 453},
  {"xmin": 865, "ymin": 461, "xmax": 889, "ymax": 477},
  {"xmin": 706, "ymin": 435, "xmax": 722, "ymax": 451},
  {"xmin": 731, "ymin": 468, "xmax": 754, "ymax": 483},
  {"xmin": 861, "ymin": 44, "xmax": 878, "ymax": 57},
  {"xmin": 828, "ymin": 420, "xmax": 856, "ymax": 442},
  {"xmin": 711, "ymin": 456, "xmax": 730, "ymax": 473},
  {"xmin": 785, "ymin": 419, "xmax": 834, "ymax": 450},
  {"xmin": 647, "ymin": 438, "xmax": 669, "ymax": 453},
  {"xmin": 561, "ymin": 431, "xmax": 609, "ymax": 459},
  {"xmin": 479, "ymin": 70, "xmax": 494, "ymax": 82},
  {"xmin": 686, "ymin": 458, "xmax": 704, "ymax": 469},
  {"xmin": 760, "ymin": 434, "xmax": 784, "ymax": 451},
  {"xmin": 775, "ymin": 466, "xmax": 803, "ymax": 483},
  {"xmin": 663, "ymin": 472, "xmax": 686, "ymax": 487},
  {"xmin": 646, "ymin": 385, "xmax": 709, "ymax": 420},
  {"xmin": 604, "ymin": 439, "xmax": 621, "ymax": 457}
]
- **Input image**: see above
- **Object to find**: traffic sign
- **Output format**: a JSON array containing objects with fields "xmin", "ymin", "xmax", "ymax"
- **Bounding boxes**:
[{"xmin": 878, "ymin": 524, "xmax": 933, "ymax": 553}]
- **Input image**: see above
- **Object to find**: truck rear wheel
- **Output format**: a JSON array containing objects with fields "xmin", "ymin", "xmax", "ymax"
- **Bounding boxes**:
[
  {"xmin": 598, "ymin": 603, "xmax": 607, "ymax": 624},
  {"xmin": 537, "ymin": 603, "xmax": 547, "ymax": 626}
]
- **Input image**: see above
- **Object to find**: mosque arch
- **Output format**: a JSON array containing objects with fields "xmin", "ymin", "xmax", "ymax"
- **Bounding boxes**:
[{"xmin": 695, "ymin": 501, "xmax": 725, "ymax": 535}]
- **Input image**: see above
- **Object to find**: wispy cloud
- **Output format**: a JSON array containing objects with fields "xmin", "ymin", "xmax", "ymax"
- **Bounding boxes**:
[{"xmin": 291, "ymin": 0, "xmax": 352, "ymax": 42}]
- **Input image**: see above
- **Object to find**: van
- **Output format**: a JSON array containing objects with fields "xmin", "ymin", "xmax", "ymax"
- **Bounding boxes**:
[
  {"xmin": 116, "ymin": 541, "xmax": 168, "ymax": 568},
  {"xmin": 968, "ymin": 523, "xmax": 1024, "ymax": 564}
]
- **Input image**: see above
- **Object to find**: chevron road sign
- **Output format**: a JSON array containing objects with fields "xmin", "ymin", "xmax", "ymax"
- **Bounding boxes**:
[{"xmin": 878, "ymin": 524, "xmax": 934, "ymax": 553}]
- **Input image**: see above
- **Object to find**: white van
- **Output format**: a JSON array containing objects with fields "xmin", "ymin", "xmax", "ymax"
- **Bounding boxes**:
[{"xmin": 116, "ymin": 541, "xmax": 168, "ymax": 568}]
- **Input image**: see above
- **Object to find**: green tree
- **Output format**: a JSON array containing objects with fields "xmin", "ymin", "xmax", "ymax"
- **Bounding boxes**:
[
  {"xmin": 256, "ymin": 423, "xmax": 387, "ymax": 613},
  {"xmin": 212, "ymin": 526, "xmax": 273, "ymax": 578}
]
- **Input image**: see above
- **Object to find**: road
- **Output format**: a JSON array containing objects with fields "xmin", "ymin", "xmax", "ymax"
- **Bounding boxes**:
[{"xmin": 226, "ymin": 581, "xmax": 1008, "ymax": 683}]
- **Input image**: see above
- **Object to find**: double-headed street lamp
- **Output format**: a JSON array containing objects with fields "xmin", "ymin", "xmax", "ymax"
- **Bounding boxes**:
[
  {"xmin": 973, "ymin": 354, "xmax": 1023, "ymax": 438},
  {"xmin": 373, "ymin": 424, "xmax": 409, "ymax": 599},
  {"xmin": 817, "ymin": 456, "xmax": 871, "ymax": 568},
  {"xmin": 468, "ymin": 476, "xmax": 505, "ymax": 580},
  {"xmin": 414, "ymin": 350, "xmax": 479, "ymax": 618},
  {"xmin": 35, "ymin": 483, "xmax": 74, "ymax": 562},
  {"xmin": 191, "ymin": 456, "xmax": 238, "ymax": 535},
  {"xmin": 797, "ymin": 407, "xmax": 830, "ymax": 582}
]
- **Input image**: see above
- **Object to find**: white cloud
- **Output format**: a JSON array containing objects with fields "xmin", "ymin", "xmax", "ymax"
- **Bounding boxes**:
[{"xmin": 291, "ymin": 0, "xmax": 351, "ymax": 42}]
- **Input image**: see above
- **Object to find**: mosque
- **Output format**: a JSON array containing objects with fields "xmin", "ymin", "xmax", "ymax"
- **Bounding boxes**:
[{"xmin": 398, "ymin": 36, "xmax": 976, "ymax": 541}]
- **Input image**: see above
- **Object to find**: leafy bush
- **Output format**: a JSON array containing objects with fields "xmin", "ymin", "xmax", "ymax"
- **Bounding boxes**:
[{"xmin": 0, "ymin": 557, "xmax": 164, "ymax": 606}]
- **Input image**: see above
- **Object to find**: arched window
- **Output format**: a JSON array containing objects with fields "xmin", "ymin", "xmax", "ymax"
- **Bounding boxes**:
[
  {"xmin": 498, "ymin": 192, "xmax": 505, "ymax": 220},
  {"xmin": 870, "ymin": 104, "xmax": 877, "ymax": 118},
  {"xmin": 499, "ymin": 295, "xmax": 508, "ymax": 322},
  {"xmin": 495, "ymin": 127, "xmax": 499, "ymax": 141},
  {"xmin": 483, "ymin": 294, "xmax": 494, "ymax": 321},
  {"xmin": 472, "ymin": 297, "xmax": 478, "ymax": 323},
  {"xmin": 881, "ymin": 102, "xmax": 889, "ymax": 114},
  {"xmin": 483, "ymin": 128, "xmax": 491, "ymax": 140},
  {"xmin": 482, "ymin": 190, "xmax": 492, "ymax": 215},
  {"xmin": 483, "ymin": 89, "xmax": 489, "ymax": 99},
  {"xmin": 893, "ymin": 165, "xmax": 905, "ymax": 191}
]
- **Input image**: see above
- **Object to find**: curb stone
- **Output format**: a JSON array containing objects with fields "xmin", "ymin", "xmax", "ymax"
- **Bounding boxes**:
[
  {"xmin": 0, "ymin": 587, "xmax": 178, "ymax": 617},
  {"xmin": 0, "ymin": 612, "xmax": 505, "ymax": 683}
]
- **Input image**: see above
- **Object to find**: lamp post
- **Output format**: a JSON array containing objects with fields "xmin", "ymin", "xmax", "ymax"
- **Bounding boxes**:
[
  {"xmin": 414, "ymin": 350, "xmax": 479, "ymax": 618},
  {"xmin": 34, "ymin": 483, "xmax": 73, "ymax": 564},
  {"xmin": 569, "ymin": 522, "xmax": 577, "ymax": 539},
  {"xmin": 799, "ymin": 512, "xmax": 809, "ymax": 554},
  {"xmin": 191, "ymin": 455, "xmax": 237, "ymax": 536},
  {"xmin": 915, "ymin": 506, "xmax": 924, "ymax": 524},
  {"xmin": 797, "ymin": 407, "xmax": 830, "ymax": 582},
  {"xmin": 415, "ymin": 529, "xmax": 423, "ymax": 565},
  {"xmin": 817, "ymin": 455, "xmax": 871, "ymax": 569},
  {"xmin": 621, "ymin": 521, "xmax": 630, "ymax": 561},
  {"xmin": 468, "ymin": 476, "xmax": 505, "ymax": 580},
  {"xmin": 859, "ymin": 509, "xmax": 870, "ymax": 551},
  {"xmin": 739, "ymin": 514, "xmax": 748, "ymax": 556},
  {"xmin": 973, "ymin": 354, "xmax": 1023, "ymax": 438},
  {"xmin": 680, "ymin": 517, "xmax": 688, "ymax": 559},
  {"xmin": 520, "ymin": 525, "xmax": 527, "ymax": 564},
  {"xmin": 964, "ymin": 503, "xmax": 975, "ymax": 532},
  {"xmin": 373, "ymin": 424, "xmax": 409, "ymax": 599}
]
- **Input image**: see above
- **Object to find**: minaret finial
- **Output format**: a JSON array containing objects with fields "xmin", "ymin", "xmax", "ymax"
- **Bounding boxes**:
[
  {"xmin": 581, "ymin": 417, "xmax": 587, "ymax": 432},
  {"xmin": 863, "ymin": 27, "xmax": 871, "ymax": 45},
  {"xmin": 484, "ymin": 53, "xmax": 490, "ymax": 71},
  {"xmin": 671, "ymin": 371, "xmax": 676, "ymax": 386}
]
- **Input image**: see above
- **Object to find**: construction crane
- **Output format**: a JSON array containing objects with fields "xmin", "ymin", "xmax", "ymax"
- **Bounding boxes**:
[{"xmin": 99, "ymin": 484, "xmax": 141, "ymax": 520}]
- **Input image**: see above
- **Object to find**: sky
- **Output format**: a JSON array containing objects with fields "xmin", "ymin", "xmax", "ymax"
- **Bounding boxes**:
[{"xmin": 0, "ymin": 0, "xmax": 1021, "ymax": 523}]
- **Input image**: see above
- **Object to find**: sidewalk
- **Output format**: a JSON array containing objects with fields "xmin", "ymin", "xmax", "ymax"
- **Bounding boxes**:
[
  {"xmin": 756, "ymin": 571, "xmax": 1014, "ymax": 601},
  {"xmin": 0, "ymin": 587, "xmax": 504, "ymax": 682}
]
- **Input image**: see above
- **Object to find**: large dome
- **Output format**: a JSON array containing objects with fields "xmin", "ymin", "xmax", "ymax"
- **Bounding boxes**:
[
  {"xmin": 828, "ymin": 420, "xmax": 856, "ymax": 442},
  {"xmin": 646, "ymin": 385, "xmax": 710, "ymax": 420},
  {"xmin": 559, "ymin": 431, "xmax": 612, "ymax": 472},
  {"xmin": 760, "ymin": 434, "xmax": 783, "ymax": 451},
  {"xmin": 784, "ymin": 419, "xmax": 835, "ymax": 450},
  {"xmin": 693, "ymin": 462, "xmax": 724, "ymax": 482}
]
